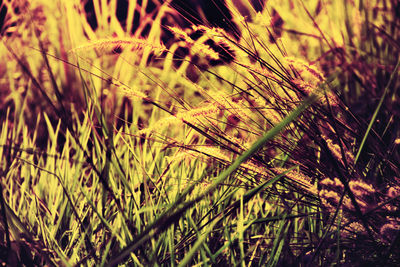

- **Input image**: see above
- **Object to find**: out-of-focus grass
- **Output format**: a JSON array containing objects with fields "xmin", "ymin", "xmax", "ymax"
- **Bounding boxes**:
[{"xmin": 0, "ymin": 0, "xmax": 399, "ymax": 266}]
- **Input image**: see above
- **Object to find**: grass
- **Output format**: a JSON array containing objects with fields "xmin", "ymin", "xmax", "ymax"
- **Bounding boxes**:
[{"xmin": 0, "ymin": 0, "xmax": 400, "ymax": 266}]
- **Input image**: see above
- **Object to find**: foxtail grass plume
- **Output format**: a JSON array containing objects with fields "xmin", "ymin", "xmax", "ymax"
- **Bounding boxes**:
[
  {"xmin": 71, "ymin": 37, "xmax": 166, "ymax": 55},
  {"xmin": 168, "ymin": 26, "xmax": 220, "ymax": 60}
]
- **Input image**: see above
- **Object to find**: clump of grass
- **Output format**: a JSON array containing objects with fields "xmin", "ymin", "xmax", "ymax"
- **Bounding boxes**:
[{"xmin": 1, "ymin": 0, "xmax": 400, "ymax": 266}]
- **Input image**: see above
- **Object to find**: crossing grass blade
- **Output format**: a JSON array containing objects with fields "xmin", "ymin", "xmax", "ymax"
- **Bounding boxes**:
[{"xmin": 106, "ymin": 93, "xmax": 317, "ymax": 266}]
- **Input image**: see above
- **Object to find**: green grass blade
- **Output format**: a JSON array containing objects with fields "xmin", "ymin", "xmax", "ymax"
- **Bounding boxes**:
[
  {"xmin": 354, "ymin": 58, "xmax": 400, "ymax": 165},
  {"xmin": 177, "ymin": 215, "xmax": 220, "ymax": 267}
]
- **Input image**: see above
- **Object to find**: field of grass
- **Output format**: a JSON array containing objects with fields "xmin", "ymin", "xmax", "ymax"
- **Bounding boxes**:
[{"xmin": 0, "ymin": 0, "xmax": 399, "ymax": 266}]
